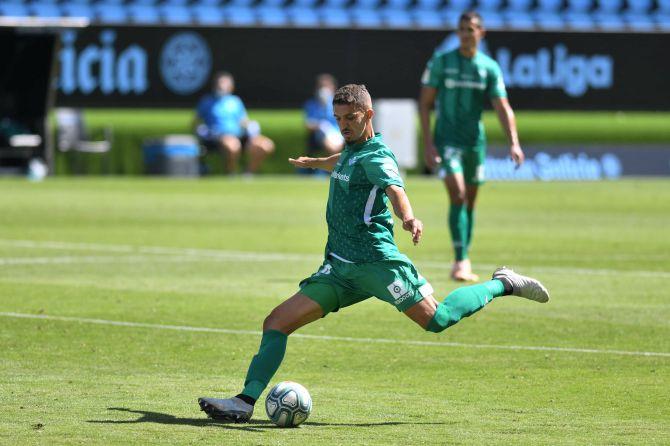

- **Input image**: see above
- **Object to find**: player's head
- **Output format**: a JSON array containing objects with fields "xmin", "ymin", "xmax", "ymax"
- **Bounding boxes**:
[
  {"xmin": 332, "ymin": 84, "xmax": 374, "ymax": 144},
  {"xmin": 213, "ymin": 71, "xmax": 235, "ymax": 96},
  {"xmin": 315, "ymin": 73, "xmax": 337, "ymax": 103},
  {"xmin": 457, "ymin": 11, "xmax": 485, "ymax": 51}
]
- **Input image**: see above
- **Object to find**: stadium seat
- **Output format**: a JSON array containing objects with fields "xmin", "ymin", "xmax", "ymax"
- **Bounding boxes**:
[
  {"xmin": 286, "ymin": 6, "xmax": 319, "ymax": 26},
  {"xmin": 479, "ymin": 10, "xmax": 504, "ymax": 29},
  {"xmin": 536, "ymin": 0, "xmax": 562, "ymax": 12},
  {"xmin": 593, "ymin": 0, "xmax": 622, "ymax": 14},
  {"xmin": 477, "ymin": 0, "xmax": 502, "ymax": 12},
  {"xmin": 127, "ymin": 4, "xmax": 160, "ymax": 23},
  {"xmin": 61, "ymin": 3, "xmax": 95, "ymax": 19},
  {"xmin": 565, "ymin": 0, "xmax": 593, "ymax": 12},
  {"xmin": 321, "ymin": 0, "xmax": 349, "ymax": 8},
  {"xmin": 194, "ymin": 0, "xmax": 223, "ymax": 5},
  {"xmin": 623, "ymin": 0, "xmax": 654, "ymax": 30},
  {"xmin": 127, "ymin": 0, "xmax": 159, "ymax": 5},
  {"xmin": 226, "ymin": 0, "xmax": 255, "ymax": 7},
  {"xmin": 30, "ymin": 2, "xmax": 62, "ymax": 17},
  {"xmin": 415, "ymin": 0, "xmax": 443, "ymax": 11},
  {"xmin": 563, "ymin": 12, "xmax": 593, "ymax": 29},
  {"xmin": 381, "ymin": 8, "xmax": 412, "ymax": 27},
  {"xmin": 160, "ymin": 4, "xmax": 192, "ymax": 23},
  {"xmin": 353, "ymin": 0, "xmax": 380, "ymax": 9},
  {"xmin": 257, "ymin": 6, "xmax": 289, "ymax": 25},
  {"xmin": 192, "ymin": 5, "xmax": 225, "ymax": 23},
  {"xmin": 257, "ymin": 0, "xmax": 286, "ymax": 7},
  {"xmin": 318, "ymin": 7, "xmax": 350, "ymax": 27},
  {"xmin": 443, "ymin": 0, "xmax": 470, "ymax": 11},
  {"xmin": 659, "ymin": 0, "xmax": 670, "ymax": 13},
  {"xmin": 163, "ymin": 0, "xmax": 190, "ymax": 5},
  {"xmin": 0, "ymin": 3, "xmax": 29, "ymax": 16},
  {"xmin": 291, "ymin": 0, "xmax": 319, "ymax": 7},
  {"xmin": 534, "ymin": 11, "xmax": 563, "ymax": 29},
  {"xmin": 506, "ymin": 0, "xmax": 532, "ymax": 12},
  {"xmin": 384, "ymin": 0, "xmax": 411, "ymax": 9},
  {"xmin": 223, "ymin": 6, "xmax": 256, "ymax": 25},
  {"xmin": 94, "ymin": 4, "xmax": 127, "ymax": 22},
  {"xmin": 593, "ymin": 12, "xmax": 624, "ymax": 30},
  {"xmin": 503, "ymin": 10, "xmax": 534, "ymax": 29},
  {"xmin": 654, "ymin": 0, "xmax": 670, "ymax": 30},
  {"xmin": 412, "ymin": 9, "xmax": 444, "ymax": 28},
  {"xmin": 351, "ymin": 8, "xmax": 383, "ymax": 27}
]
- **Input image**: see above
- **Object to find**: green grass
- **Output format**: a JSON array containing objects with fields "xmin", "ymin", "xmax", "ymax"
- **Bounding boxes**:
[
  {"xmin": 0, "ymin": 177, "xmax": 669, "ymax": 445},
  {"xmin": 55, "ymin": 110, "xmax": 670, "ymax": 175}
]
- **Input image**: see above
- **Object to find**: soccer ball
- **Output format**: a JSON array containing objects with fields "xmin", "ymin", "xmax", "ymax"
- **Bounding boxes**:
[{"xmin": 265, "ymin": 381, "xmax": 312, "ymax": 427}]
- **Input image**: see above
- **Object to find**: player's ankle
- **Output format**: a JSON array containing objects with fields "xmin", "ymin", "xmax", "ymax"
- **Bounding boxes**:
[{"xmin": 235, "ymin": 393, "xmax": 257, "ymax": 406}]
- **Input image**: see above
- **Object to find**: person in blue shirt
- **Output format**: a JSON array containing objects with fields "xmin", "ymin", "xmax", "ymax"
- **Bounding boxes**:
[
  {"xmin": 194, "ymin": 72, "xmax": 275, "ymax": 174},
  {"xmin": 304, "ymin": 74, "xmax": 344, "ymax": 156}
]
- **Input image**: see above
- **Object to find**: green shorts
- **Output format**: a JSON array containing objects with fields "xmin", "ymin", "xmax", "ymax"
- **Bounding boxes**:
[
  {"xmin": 439, "ymin": 145, "xmax": 486, "ymax": 185},
  {"xmin": 299, "ymin": 254, "xmax": 434, "ymax": 315}
]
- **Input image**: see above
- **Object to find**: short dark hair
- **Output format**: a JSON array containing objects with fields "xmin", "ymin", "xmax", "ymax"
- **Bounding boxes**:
[
  {"xmin": 459, "ymin": 11, "xmax": 483, "ymax": 27},
  {"xmin": 333, "ymin": 84, "xmax": 372, "ymax": 110}
]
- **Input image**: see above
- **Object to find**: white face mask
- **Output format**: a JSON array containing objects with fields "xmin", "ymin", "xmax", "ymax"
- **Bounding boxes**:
[{"xmin": 317, "ymin": 87, "xmax": 333, "ymax": 104}]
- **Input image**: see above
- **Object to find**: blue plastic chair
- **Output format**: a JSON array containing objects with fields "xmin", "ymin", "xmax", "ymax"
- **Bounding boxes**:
[
  {"xmin": 415, "ymin": 0, "xmax": 442, "ymax": 11},
  {"xmin": 321, "ymin": 0, "xmax": 349, "ymax": 8},
  {"xmin": 94, "ymin": 4, "xmax": 126, "ymax": 22},
  {"xmin": 594, "ymin": 13, "xmax": 624, "ymax": 30},
  {"xmin": 61, "ymin": 3, "xmax": 95, "ymax": 19},
  {"xmin": 381, "ymin": 8, "xmax": 411, "ymax": 27},
  {"xmin": 384, "ymin": 0, "xmax": 411, "ymax": 9},
  {"xmin": 593, "ymin": 0, "xmax": 622, "ymax": 14},
  {"xmin": 534, "ymin": 11, "xmax": 563, "ymax": 29},
  {"xmin": 127, "ymin": 4, "xmax": 161, "ymax": 23},
  {"xmin": 504, "ymin": 10, "xmax": 534, "ymax": 29},
  {"xmin": 444, "ymin": 0, "xmax": 470, "ymax": 11},
  {"xmin": 659, "ymin": 0, "xmax": 670, "ymax": 14},
  {"xmin": 479, "ymin": 10, "xmax": 504, "ymax": 29},
  {"xmin": 535, "ymin": 0, "xmax": 562, "ymax": 12},
  {"xmin": 563, "ymin": 12, "xmax": 593, "ymax": 29},
  {"xmin": 412, "ymin": 9, "xmax": 443, "ymax": 28},
  {"xmin": 291, "ymin": 0, "xmax": 319, "ymax": 7},
  {"xmin": 161, "ymin": 4, "xmax": 192, "ymax": 23},
  {"xmin": 565, "ymin": 0, "xmax": 592, "ymax": 13},
  {"xmin": 351, "ymin": 8, "xmax": 382, "ymax": 27},
  {"xmin": 226, "ymin": 0, "xmax": 255, "ymax": 8},
  {"xmin": 223, "ymin": 6, "xmax": 256, "ymax": 25},
  {"xmin": 0, "ymin": 3, "xmax": 29, "ymax": 16},
  {"xmin": 257, "ymin": 0, "xmax": 286, "ymax": 7},
  {"xmin": 257, "ymin": 6, "xmax": 289, "ymax": 25},
  {"xmin": 30, "ymin": 2, "xmax": 62, "ymax": 17},
  {"xmin": 287, "ymin": 6, "xmax": 320, "ymax": 26},
  {"xmin": 477, "ymin": 0, "xmax": 502, "ymax": 12},
  {"xmin": 626, "ymin": 0, "xmax": 653, "ymax": 13},
  {"xmin": 192, "ymin": 5, "xmax": 225, "ymax": 23},
  {"xmin": 318, "ymin": 7, "xmax": 350, "ymax": 27}
]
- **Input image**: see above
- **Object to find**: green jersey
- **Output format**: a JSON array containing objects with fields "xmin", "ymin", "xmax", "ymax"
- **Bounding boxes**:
[
  {"xmin": 422, "ymin": 48, "xmax": 507, "ymax": 150},
  {"xmin": 325, "ymin": 133, "xmax": 404, "ymax": 263}
]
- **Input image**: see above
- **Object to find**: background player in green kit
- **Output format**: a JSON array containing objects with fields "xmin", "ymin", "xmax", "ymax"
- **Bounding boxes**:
[
  {"xmin": 198, "ymin": 84, "xmax": 548, "ymax": 423},
  {"xmin": 419, "ymin": 11, "xmax": 525, "ymax": 282}
]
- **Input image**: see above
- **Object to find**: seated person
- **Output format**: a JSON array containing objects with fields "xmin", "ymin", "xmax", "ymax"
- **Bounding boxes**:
[
  {"xmin": 194, "ymin": 72, "xmax": 275, "ymax": 174},
  {"xmin": 303, "ymin": 74, "xmax": 344, "ymax": 156}
]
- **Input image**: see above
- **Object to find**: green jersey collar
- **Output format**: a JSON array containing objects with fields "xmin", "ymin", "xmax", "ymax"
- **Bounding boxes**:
[{"xmin": 345, "ymin": 132, "xmax": 381, "ymax": 152}]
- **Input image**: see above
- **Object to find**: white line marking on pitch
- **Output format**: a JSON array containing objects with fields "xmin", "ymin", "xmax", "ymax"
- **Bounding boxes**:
[
  {"xmin": 1, "ymin": 312, "xmax": 668, "ymax": 359},
  {"xmin": 0, "ymin": 239, "xmax": 668, "ymax": 278}
]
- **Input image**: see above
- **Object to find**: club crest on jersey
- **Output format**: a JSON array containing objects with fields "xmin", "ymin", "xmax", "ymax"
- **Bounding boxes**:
[{"xmin": 348, "ymin": 156, "xmax": 358, "ymax": 166}]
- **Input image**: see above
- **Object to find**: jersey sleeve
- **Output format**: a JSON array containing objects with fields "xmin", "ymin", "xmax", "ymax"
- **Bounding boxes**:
[
  {"xmin": 237, "ymin": 97, "xmax": 248, "ymax": 121},
  {"xmin": 363, "ymin": 151, "xmax": 404, "ymax": 190},
  {"xmin": 487, "ymin": 62, "xmax": 508, "ymax": 99},
  {"xmin": 421, "ymin": 52, "xmax": 443, "ymax": 88}
]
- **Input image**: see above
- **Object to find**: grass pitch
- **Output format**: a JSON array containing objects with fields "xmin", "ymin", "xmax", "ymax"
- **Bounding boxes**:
[{"xmin": 0, "ymin": 177, "xmax": 668, "ymax": 445}]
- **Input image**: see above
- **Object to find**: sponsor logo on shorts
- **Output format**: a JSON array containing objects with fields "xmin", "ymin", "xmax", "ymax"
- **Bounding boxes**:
[{"xmin": 387, "ymin": 280, "xmax": 412, "ymax": 305}]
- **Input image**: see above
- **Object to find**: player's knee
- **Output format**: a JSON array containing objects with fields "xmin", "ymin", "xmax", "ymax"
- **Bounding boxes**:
[{"xmin": 263, "ymin": 307, "xmax": 286, "ymax": 333}]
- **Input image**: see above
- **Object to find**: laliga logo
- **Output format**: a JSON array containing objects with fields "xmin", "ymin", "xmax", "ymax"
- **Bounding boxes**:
[
  {"xmin": 59, "ymin": 30, "xmax": 148, "ymax": 95},
  {"xmin": 496, "ymin": 45, "xmax": 613, "ymax": 97},
  {"xmin": 159, "ymin": 32, "xmax": 212, "ymax": 95}
]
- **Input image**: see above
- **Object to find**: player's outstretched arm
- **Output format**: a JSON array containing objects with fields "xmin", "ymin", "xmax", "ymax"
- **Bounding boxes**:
[
  {"xmin": 288, "ymin": 153, "xmax": 341, "ymax": 172},
  {"xmin": 419, "ymin": 86, "xmax": 441, "ymax": 170},
  {"xmin": 492, "ymin": 97, "xmax": 524, "ymax": 166},
  {"xmin": 386, "ymin": 185, "xmax": 423, "ymax": 245}
]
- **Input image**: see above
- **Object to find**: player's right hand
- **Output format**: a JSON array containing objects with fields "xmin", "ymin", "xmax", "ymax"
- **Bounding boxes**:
[
  {"xmin": 288, "ymin": 157, "xmax": 315, "ymax": 168},
  {"xmin": 403, "ymin": 218, "xmax": 423, "ymax": 245},
  {"xmin": 424, "ymin": 144, "xmax": 442, "ymax": 171}
]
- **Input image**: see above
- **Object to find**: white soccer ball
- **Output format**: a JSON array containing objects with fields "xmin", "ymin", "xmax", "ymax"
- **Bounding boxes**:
[{"xmin": 265, "ymin": 381, "xmax": 312, "ymax": 427}]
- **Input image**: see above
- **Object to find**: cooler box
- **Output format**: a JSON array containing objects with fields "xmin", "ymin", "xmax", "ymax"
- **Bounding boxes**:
[{"xmin": 143, "ymin": 135, "xmax": 200, "ymax": 176}]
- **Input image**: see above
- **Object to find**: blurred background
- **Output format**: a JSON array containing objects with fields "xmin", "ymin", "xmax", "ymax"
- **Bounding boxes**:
[{"xmin": 1, "ymin": 0, "xmax": 669, "ymax": 178}]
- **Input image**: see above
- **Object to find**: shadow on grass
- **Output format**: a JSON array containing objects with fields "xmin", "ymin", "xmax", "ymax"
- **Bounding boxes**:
[{"xmin": 87, "ymin": 407, "xmax": 449, "ymax": 432}]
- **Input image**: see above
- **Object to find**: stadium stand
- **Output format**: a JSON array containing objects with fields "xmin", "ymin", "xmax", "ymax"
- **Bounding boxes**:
[{"xmin": 1, "ymin": 0, "xmax": 669, "ymax": 31}]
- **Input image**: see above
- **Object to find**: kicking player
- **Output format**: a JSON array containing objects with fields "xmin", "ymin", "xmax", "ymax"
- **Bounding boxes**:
[
  {"xmin": 198, "ymin": 84, "xmax": 547, "ymax": 423},
  {"xmin": 419, "ymin": 11, "xmax": 524, "ymax": 282}
]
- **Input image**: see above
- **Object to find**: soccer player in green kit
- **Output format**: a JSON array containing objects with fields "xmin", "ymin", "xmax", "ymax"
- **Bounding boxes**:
[
  {"xmin": 198, "ymin": 84, "xmax": 548, "ymax": 423},
  {"xmin": 419, "ymin": 11, "xmax": 525, "ymax": 282}
]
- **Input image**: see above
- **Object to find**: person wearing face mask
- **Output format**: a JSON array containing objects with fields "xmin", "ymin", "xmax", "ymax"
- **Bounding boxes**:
[
  {"xmin": 194, "ymin": 71, "xmax": 275, "ymax": 175},
  {"xmin": 303, "ymin": 74, "xmax": 344, "ymax": 161}
]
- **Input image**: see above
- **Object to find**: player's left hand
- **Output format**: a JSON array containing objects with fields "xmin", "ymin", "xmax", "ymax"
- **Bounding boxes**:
[
  {"xmin": 510, "ymin": 145, "xmax": 525, "ymax": 168},
  {"xmin": 403, "ymin": 218, "xmax": 423, "ymax": 245}
]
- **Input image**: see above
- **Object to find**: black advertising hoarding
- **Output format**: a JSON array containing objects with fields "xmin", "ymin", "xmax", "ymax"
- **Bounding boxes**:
[{"xmin": 55, "ymin": 26, "xmax": 670, "ymax": 110}]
